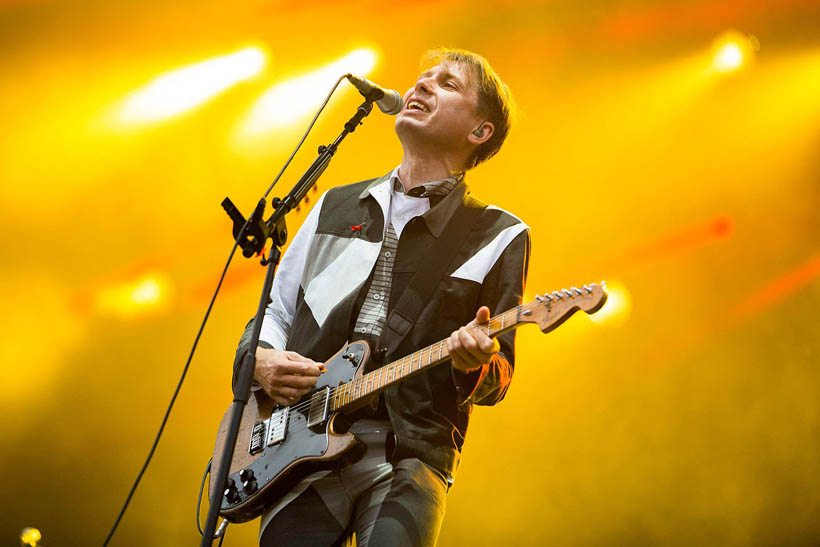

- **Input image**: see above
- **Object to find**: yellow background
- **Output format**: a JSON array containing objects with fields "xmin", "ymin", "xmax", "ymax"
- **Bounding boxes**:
[{"xmin": 2, "ymin": 0, "xmax": 819, "ymax": 545}]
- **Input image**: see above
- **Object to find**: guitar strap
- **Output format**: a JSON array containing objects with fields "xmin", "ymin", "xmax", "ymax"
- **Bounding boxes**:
[{"xmin": 378, "ymin": 196, "xmax": 485, "ymax": 360}]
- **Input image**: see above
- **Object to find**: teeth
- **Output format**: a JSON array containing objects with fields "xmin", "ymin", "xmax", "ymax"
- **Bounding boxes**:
[{"xmin": 407, "ymin": 100, "xmax": 429, "ymax": 112}]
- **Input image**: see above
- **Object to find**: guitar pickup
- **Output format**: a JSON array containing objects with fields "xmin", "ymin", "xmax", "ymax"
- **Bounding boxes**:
[
  {"xmin": 248, "ymin": 420, "xmax": 267, "ymax": 454},
  {"xmin": 307, "ymin": 387, "xmax": 331, "ymax": 428},
  {"xmin": 266, "ymin": 407, "xmax": 290, "ymax": 446}
]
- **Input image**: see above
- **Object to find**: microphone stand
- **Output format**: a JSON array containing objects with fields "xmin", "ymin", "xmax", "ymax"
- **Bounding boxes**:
[{"xmin": 201, "ymin": 97, "xmax": 376, "ymax": 545}]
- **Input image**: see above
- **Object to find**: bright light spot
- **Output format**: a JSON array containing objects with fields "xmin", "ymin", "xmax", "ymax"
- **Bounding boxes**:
[
  {"xmin": 95, "ymin": 273, "xmax": 172, "ymax": 318},
  {"xmin": 19, "ymin": 527, "xmax": 42, "ymax": 547},
  {"xmin": 711, "ymin": 31, "xmax": 756, "ymax": 74},
  {"xmin": 118, "ymin": 46, "xmax": 267, "ymax": 124},
  {"xmin": 714, "ymin": 43, "xmax": 743, "ymax": 72},
  {"xmin": 588, "ymin": 280, "xmax": 631, "ymax": 327},
  {"xmin": 238, "ymin": 48, "xmax": 377, "ymax": 137},
  {"xmin": 130, "ymin": 277, "xmax": 162, "ymax": 305}
]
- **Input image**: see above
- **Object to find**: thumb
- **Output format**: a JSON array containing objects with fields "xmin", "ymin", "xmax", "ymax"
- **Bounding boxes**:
[{"xmin": 475, "ymin": 305, "xmax": 491, "ymax": 324}]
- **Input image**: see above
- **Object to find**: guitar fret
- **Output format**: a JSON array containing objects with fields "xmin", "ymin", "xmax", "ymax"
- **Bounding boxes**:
[{"xmin": 326, "ymin": 284, "xmax": 605, "ymax": 412}]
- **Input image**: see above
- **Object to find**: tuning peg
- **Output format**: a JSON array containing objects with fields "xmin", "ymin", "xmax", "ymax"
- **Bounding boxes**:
[
  {"xmin": 562, "ymin": 289, "xmax": 572, "ymax": 298},
  {"xmin": 546, "ymin": 293, "xmax": 554, "ymax": 302},
  {"xmin": 571, "ymin": 286, "xmax": 582, "ymax": 295},
  {"xmin": 583, "ymin": 284, "xmax": 591, "ymax": 293},
  {"xmin": 552, "ymin": 291, "xmax": 562, "ymax": 299},
  {"xmin": 535, "ymin": 294, "xmax": 544, "ymax": 302}
]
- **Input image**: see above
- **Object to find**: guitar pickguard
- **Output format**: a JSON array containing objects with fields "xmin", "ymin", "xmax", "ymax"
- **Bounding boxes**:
[{"xmin": 212, "ymin": 341, "xmax": 370, "ymax": 522}]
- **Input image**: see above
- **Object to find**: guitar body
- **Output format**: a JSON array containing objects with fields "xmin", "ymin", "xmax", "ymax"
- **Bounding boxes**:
[
  {"xmin": 209, "ymin": 283, "xmax": 608, "ymax": 524},
  {"xmin": 210, "ymin": 341, "xmax": 373, "ymax": 523}
]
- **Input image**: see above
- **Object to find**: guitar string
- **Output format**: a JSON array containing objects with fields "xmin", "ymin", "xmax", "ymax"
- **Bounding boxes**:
[
  {"xmin": 257, "ymin": 291, "xmax": 593, "ymax": 417},
  {"xmin": 266, "ymin": 292, "xmax": 594, "ymax": 436},
  {"xmin": 258, "ymin": 307, "xmax": 527, "ymax": 438},
  {"xmin": 269, "ymin": 306, "xmax": 522, "ymax": 417},
  {"xmin": 243, "ymin": 294, "xmax": 598, "ymax": 454}
]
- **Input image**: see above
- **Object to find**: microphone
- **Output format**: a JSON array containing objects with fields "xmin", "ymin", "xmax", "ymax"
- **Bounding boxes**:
[{"xmin": 345, "ymin": 74, "xmax": 403, "ymax": 115}]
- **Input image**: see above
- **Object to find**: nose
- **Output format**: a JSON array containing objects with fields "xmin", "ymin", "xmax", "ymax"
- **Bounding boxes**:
[{"xmin": 414, "ymin": 75, "xmax": 433, "ymax": 95}]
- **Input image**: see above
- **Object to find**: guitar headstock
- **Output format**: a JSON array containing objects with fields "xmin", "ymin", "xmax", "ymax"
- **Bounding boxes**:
[{"xmin": 519, "ymin": 282, "xmax": 608, "ymax": 333}]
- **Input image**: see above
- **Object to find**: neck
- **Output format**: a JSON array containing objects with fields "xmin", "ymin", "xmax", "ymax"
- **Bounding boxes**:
[{"xmin": 397, "ymin": 150, "xmax": 464, "ymax": 192}]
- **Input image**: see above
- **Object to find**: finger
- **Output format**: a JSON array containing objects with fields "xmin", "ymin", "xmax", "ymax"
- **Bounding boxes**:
[
  {"xmin": 458, "ymin": 328, "xmax": 498, "ymax": 367},
  {"xmin": 471, "ymin": 328, "xmax": 498, "ymax": 354},
  {"xmin": 285, "ymin": 351, "xmax": 322, "ymax": 366},
  {"xmin": 458, "ymin": 327, "xmax": 489, "ymax": 364},
  {"xmin": 449, "ymin": 330, "xmax": 473, "ymax": 369},
  {"xmin": 274, "ymin": 361, "xmax": 323, "ymax": 376},
  {"xmin": 271, "ymin": 374, "xmax": 320, "ymax": 389}
]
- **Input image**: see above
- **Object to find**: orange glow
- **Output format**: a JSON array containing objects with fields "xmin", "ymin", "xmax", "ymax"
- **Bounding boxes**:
[
  {"xmin": 598, "ymin": 215, "xmax": 734, "ymax": 273},
  {"xmin": 728, "ymin": 253, "xmax": 820, "ymax": 322}
]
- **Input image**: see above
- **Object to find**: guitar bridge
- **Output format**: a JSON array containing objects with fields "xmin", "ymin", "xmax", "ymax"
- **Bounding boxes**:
[{"xmin": 307, "ymin": 387, "xmax": 331, "ymax": 428}]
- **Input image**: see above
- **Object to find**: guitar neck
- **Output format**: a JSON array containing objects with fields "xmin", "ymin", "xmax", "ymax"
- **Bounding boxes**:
[{"xmin": 328, "ymin": 305, "xmax": 528, "ymax": 412}]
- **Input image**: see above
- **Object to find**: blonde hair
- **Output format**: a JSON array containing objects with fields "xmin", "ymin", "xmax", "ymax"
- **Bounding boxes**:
[{"xmin": 421, "ymin": 48, "xmax": 515, "ymax": 169}]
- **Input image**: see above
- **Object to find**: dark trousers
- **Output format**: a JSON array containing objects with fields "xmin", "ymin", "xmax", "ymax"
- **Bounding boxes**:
[{"xmin": 259, "ymin": 423, "xmax": 448, "ymax": 547}]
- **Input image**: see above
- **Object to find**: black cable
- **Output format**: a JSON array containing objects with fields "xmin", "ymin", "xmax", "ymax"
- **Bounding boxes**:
[
  {"xmin": 263, "ymin": 74, "xmax": 348, "ymax": 199},
  {"xmin": 102, "ymin": 74, "xmax": 348, "ymax": 546},
  {"xmin": 103, "ymin": 237, "xmax": 242, "ymax": 547},
  {"xmin": 196, "ymin": 459, "xmax": 212, "ymax": 536}
]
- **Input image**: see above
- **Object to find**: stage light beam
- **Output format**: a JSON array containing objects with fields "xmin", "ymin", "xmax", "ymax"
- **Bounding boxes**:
[
  {"xmin": 117, "ymin": 46, "xmax": 267, "ymax": 125},
  {"xmin": 238, "ymin": 48, "xmax": 378, "ymax": 137}
]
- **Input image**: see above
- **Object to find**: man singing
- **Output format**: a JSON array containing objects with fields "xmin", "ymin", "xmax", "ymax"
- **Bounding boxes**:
[{"xmin": 235, "ymin": 47, "xmax": 530, "ymax": 546}]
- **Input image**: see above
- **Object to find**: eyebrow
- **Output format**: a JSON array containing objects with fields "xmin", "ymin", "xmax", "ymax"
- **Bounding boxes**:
[{"xmin": 418, "ymin": 68, "xmax": 465, "ymax": 86}]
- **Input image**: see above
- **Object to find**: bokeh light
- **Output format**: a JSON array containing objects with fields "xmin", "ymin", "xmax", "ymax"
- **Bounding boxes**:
[
  {"xmin": 711, "ymin": 30, "xmax": 757, "ymax": 73},
  {"xmin": 116, "ymin": 46, "xmax": 267, "ymax": 125},
  {"xmin": 236, "ymin": 47, "xmax": 378, "ymax": 138},
  {"xmin": 588, "ymin": 280, "xmax": 631, "ymax": 327},
  {"xmin": 3, "ymin": 2, "xmax": 820, "ymax": 546},
  {"xmin": 94, "ymin": 273, "xmax": 173, "ymax": 318}
]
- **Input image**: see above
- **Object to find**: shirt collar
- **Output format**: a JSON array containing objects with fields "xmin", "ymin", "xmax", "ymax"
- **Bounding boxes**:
[
  {"xmin": 390, "ymin": 169, "xmax": 463, "ymax": 199},
  {"xmin": 359, "ymin": 167, "xmax": 468, "ymax": 238}
]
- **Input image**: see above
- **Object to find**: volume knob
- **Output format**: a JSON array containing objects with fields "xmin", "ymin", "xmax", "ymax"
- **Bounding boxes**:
[
  {"xmin": 224, "ymin": 478, "xmax": 240, "ymax": 504},
  {"xmin": 240, "ymin": 468, "xmax": 257, "ymax": 493}
]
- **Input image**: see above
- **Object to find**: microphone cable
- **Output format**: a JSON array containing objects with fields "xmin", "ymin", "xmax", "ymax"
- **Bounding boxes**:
[{"xmin": 102, "ymin": 74, "xmax": 349, "ymax": 546}]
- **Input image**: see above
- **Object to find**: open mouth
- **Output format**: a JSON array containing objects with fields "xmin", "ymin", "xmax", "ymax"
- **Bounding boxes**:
[{"xmin": 406, "ymin": 99, "xmax": 430, "ymax": 113}]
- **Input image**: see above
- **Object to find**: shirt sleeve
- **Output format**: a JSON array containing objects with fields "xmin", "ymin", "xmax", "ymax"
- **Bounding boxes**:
[
  {"xmin": 257, "ymin": 192, "xmax": 327, "ymax": 350},
  {"xmin": 452, "ymin": 227, "xmax": 531, "ymax": 406},
  {"xmin": 232, "ymin": 192, "xmax": 326, "ymax": 388}
]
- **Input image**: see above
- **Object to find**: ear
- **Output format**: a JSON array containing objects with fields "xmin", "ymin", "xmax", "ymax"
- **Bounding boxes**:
[{"xmin": 467, "ymin": 121, "xmax": 495, "ymax": 145}]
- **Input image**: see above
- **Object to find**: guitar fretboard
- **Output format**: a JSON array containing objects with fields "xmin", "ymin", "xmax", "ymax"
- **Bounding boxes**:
[{"xmin": 328, "ymin": 305, "xmax": 528, "ymax": 411}]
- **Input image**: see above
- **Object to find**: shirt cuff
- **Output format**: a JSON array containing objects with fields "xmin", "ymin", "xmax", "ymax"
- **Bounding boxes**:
[{"xmin": 451, "ymin": 364, "xmax": 485, "ymax": 405}]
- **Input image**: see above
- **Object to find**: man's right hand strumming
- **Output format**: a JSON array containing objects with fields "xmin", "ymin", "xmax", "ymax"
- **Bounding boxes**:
[{"xmin": 254, "ymin": 347, "xmax": 324, "ymax": 406}]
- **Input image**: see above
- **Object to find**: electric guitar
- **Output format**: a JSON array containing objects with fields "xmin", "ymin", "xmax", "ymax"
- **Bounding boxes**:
[{"xmin": 210, "ymin": 283, "xmax": 607, "ymax": 522}]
